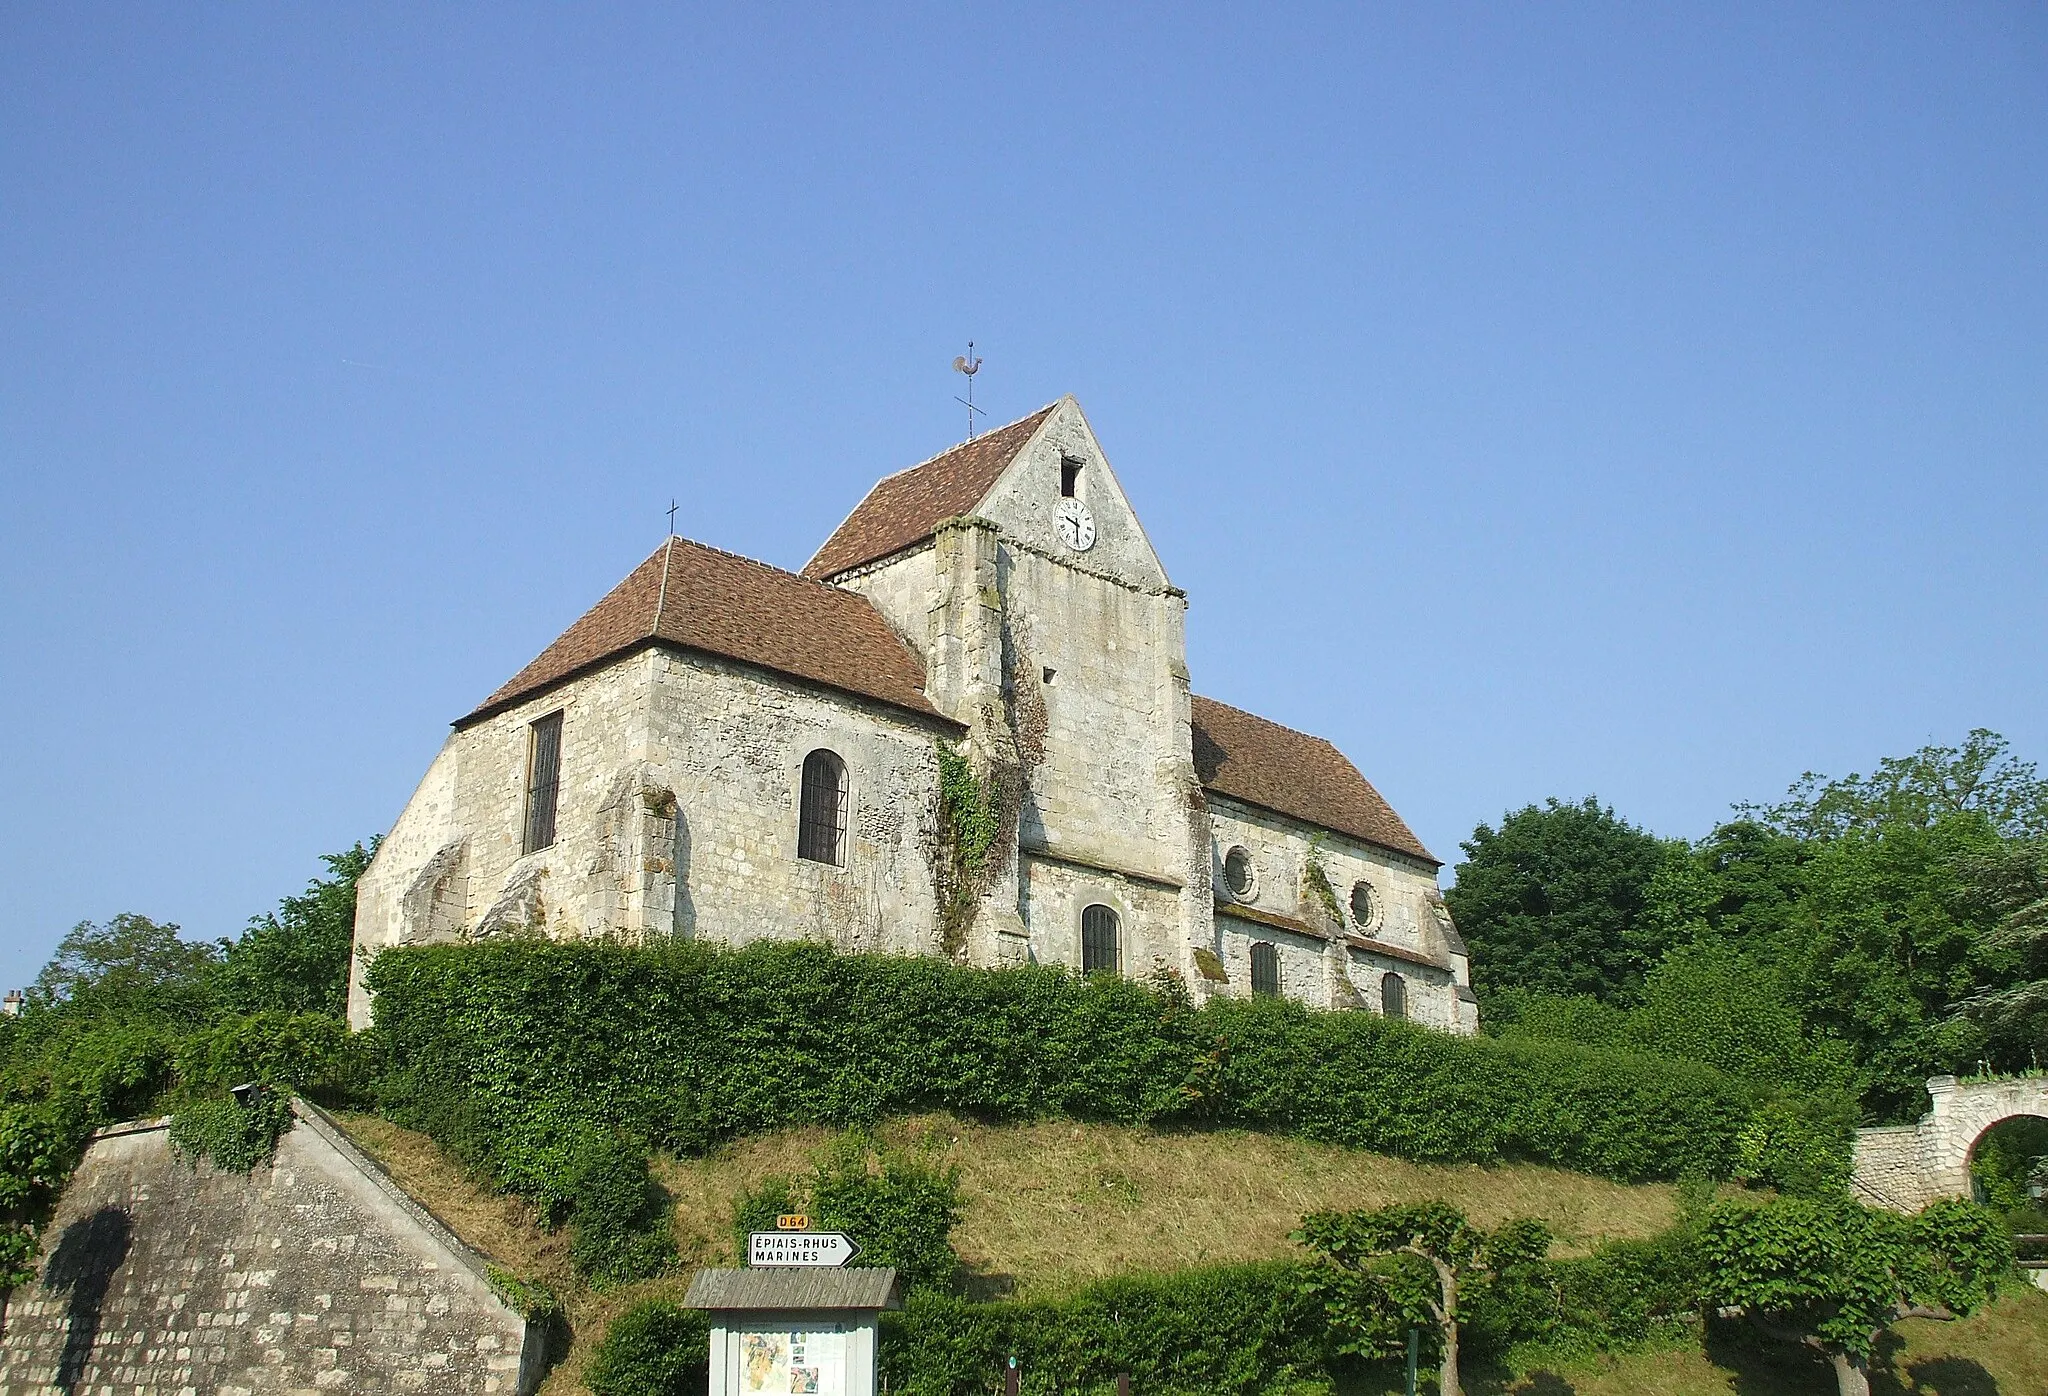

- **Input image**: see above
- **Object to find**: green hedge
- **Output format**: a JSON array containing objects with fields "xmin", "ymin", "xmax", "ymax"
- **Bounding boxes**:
[
  {"xmin": 592, "ymin": 1234, "xmax": 1707, "ymax": 1396},
  {"xmin": 368, "ymin": 940, "xmax": 1810, "ymax": 1188},
  {"xmin": 883, "ymin": 1264, "xmax": 1326, "ymax": 1396},
  {"xmin": 585, "ymin": 1299, "xmax": 710, "ymax": 1396}
]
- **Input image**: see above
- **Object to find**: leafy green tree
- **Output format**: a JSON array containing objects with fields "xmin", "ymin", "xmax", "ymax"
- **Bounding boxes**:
[
  {"xmin": 1784, "ymin": 816, "xmax": 2001, "ymax": 1120},
  {"xmin": 32, "ymin": 914, "xmax": 219, "ymax": 1023},
  {"xmin": 1699, "ymin": 1196, "xmax": 2011, "ymax": 1396},
  {"xmin": 1447, "ymin": 798, "xmax": 1679, "ymax": 1002},
  {"xmin": 1950, "ymin": 839, "xmax": 2048, "ymax": 1058},
  {"xmin": 216, "ymin": 843, "xmax": 374, "ymax": 1017},
  {"xmin": 1741, "ymin": 730, "xmax": 2048, "ymax": 841},
  {"xmin": 1295, "ymin": 1202, "xmax": 1549, "ymax": 1396}
]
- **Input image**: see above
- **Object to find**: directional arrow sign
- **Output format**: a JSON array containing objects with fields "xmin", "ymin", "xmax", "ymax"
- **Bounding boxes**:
[{"xmin": 749, "ymin": 1231, "xmax": 861, "ymax": 1268}]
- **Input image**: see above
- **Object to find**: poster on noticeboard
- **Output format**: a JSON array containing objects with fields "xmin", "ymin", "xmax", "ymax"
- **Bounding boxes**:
[{"xmin": 736, "ymin": 1325, "xmax": 848, "ymax": 1396}]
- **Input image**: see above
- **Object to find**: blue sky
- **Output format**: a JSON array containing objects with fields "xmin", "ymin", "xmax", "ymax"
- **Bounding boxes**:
[{"xmin": 3, "ymin": 4, "xmax": 2043, "ymax": 987}]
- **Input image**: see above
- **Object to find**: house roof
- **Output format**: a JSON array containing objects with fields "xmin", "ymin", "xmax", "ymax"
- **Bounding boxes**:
[
  {"xmin": 458, "ymin": 536, "xmax": 948, "ymax": 727},
  {"xmin": 1191, "ymin": 695, "xmax": 1437, "ymax": 865},
  {"xmin": 803, "ymin": 403, "xmax": 1059, "ymax": 579}
]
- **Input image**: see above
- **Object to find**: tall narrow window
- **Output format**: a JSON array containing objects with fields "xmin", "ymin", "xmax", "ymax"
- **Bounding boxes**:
[
  {"xmin": 522, "ymin": 711, "xmax": 564, "ymax": 854},
  {"xmin": 1060, "ymin": 458, "xmax": 1082, "ymax": 497},
  {"xmin": 1381, "ymin": 972, "xmax": 1407, "ymax": 1020},
  {"xmin": 1081, "ymin": 904, "xmax": 1120, "ymax": 975},
  {"xmin": 798, "ymin": 749, "xmax": 848, "ymax": 865},
  {"xmin": 1250, "ymin": 942, "xmax": 1281, "ymax": 997}
]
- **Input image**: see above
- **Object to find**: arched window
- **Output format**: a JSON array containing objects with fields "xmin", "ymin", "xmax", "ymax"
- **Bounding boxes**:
[
  {"xmin": 1381, "ymin": 972, "xmax": 1407, "ymax": 1020},
  {"xmin": 1222, "ymin": 846, "xmax": 1255, "ymax": 899},
  {"xmin": 1349, "ymin": 880, "xmax": 1377, "ymax": 929},
  {"xmin": 1081, "ymin": 904, "xmax": 1120, "ymax": 975},
  {"xmin": 797, "ymin": 749, "xmax": 847, "ymax": 865},
  {"xmin": 1250, "ymin": 942, "xmax": 1281, "ymax": 997}
]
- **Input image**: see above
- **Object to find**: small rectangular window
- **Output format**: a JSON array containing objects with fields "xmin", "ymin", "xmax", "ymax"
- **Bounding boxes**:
[
  {"xmin": 1060, "ymin": 458, "xmax": 1082, "ymax": 497},
  {"xmin": 523, "ymin": 711, "xmax": 564, "ymax": 854}
]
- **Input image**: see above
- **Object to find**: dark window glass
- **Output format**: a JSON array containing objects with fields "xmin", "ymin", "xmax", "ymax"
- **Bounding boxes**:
[
  {"xmin": 1350, "ymin": 881, "xmax": 1376, "ymax": 928},
  {"xmin": 522, "ymin": 711, "xmax": 564, "ymax": 854},
  {"xmin": 1382, "ymin": 972, "xmax": 1407, "ymax": 1020},
  {"xmin": 1081, "ymin": 904, "xmax": 1120, "ymax": 975},
  {"xmin": 798, "ymin": 749, "xmax": 848, "ymax": 865},
  {"xmin": 1223, "ymin": 846, "xmax": 1254, "ymax": 899},
  {"xmin": 1250, "ymin": 942, "xmax": 1281, "ymax": 997},
  {"xmin": 1060, "ymin": 458, "xmax": 1082, "ymax": 497}
]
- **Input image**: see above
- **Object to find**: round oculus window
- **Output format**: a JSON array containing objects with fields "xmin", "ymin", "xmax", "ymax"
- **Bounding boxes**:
[
  {"xmin": 1350, "ymin": 880, "xmax": 1377, "ymax": 928},
  {"xmin": 1222, "ymin": 845, "xmax": 1255, "ymax": 899}
]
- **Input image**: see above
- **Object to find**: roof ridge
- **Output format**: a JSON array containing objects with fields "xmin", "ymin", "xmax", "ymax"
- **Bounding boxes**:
[
  {"xmin": 1191, "ymin": 693, "xmax": 1336, "ymax": 748},
  {"xmin": 866, "ymin": 400, "xmax": 1063, "ymax": 486},
  {"xmin": 660, "ymin": 531, "xmax": 868, "ymax": 600}
]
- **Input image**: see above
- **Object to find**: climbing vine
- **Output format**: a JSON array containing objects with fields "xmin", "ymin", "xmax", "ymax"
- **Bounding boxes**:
[
  {"xmin": 931, "ymin": 743, "xmax": 1003, "ymax": 956},
  {"xmin": 1303, "ymin": 833, "xmax": 1346, "ymax": 930}
]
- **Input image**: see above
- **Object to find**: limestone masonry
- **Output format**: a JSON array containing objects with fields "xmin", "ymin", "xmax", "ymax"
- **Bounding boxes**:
[
  {"xmin": 0, "ymin": 1102, "xmax": 544, "ymax": 1394},
  {"xmin": 350, "ymin": 398, "xmax": 1476, "ymax": 1032}
]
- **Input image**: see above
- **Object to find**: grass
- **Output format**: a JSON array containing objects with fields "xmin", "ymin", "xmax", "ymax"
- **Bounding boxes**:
[
  {"xmin": 653, "ymin": 1115, "xmax": 1688, "ymax": 1296},
  {"xmin": 332, "ymin": 1112, "xmax": 2048, "ymax": 1395}
]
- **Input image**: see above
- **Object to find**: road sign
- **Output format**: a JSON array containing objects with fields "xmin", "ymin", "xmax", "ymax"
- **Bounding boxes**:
[{"xmin": 749, "ymin": 1230, "xmax": 861, "ymax": 1268}]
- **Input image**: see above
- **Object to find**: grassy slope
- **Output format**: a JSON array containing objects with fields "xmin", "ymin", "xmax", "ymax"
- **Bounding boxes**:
[{"xmin": 332, "ymin": 1113, "xmax": 2048, "ymax": 1396}]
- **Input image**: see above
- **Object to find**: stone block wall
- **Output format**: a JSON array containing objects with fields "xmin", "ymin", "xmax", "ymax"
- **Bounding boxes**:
[
  {"xmin": 0, "ymin": 1102, "xmax": 540, "ymax": 1394},
  {"xmin": 1851, "ymin": 1075, "xmax": 2048, "ymax": 1213}
]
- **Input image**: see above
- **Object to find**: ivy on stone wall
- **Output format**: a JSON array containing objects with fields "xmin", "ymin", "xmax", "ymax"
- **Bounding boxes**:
[
  {"xmin": 929, "ymin": 742, "xmax": 1006, "ymax": 957},
  {"xmin": 1303, "ymin": 833, "xmax": 1346, "ymax": 930}
]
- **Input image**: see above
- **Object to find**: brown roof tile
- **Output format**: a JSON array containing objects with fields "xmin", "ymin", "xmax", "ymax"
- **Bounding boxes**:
[
  {"xmin": 803, "ymin": 403, "xmax": 1059, "ymax": 579},
  {"xmin": 459, "ymin": 537, "xmax": 948, "ymax": 727},
  {"xmin": 1191, "ymin": 695, "xmax": 1437, "ymax": 864}
]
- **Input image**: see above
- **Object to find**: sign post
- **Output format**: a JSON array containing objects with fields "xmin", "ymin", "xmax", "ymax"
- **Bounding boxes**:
[
  {"xmin": 688, "ymin": 1214, "xmax": 899, "ymax": 1396},
  {"xmin": 748, "ymin": 1230, "xmax": 862, "ymax": 1268}
]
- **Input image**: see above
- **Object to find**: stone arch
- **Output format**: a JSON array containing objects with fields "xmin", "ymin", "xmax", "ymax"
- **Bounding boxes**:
[{"xmin": 1853, "ymin": 1075, "xmax": 2048, "ymax": 1212}]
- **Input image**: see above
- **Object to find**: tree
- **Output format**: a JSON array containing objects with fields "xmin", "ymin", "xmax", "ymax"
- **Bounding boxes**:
[
  {"xmin": 33, "ymin": 914, "xmax": 219, "ymax": 1023},
  {"xmin": 1295, "ymin": 1202, "xmax": 1549, "ymax": 1396},
  {"xmin": 1741, "ymin": 729, "xmax": 2048, "ymax": 841},
  {"xmin": 215, "ymin": 843, "xmax": 375, "ymax": 1017},
  {"xmin": 1949, "ymin": 838, "xmax": 2048, "ymax": 1058},
  {"xmin": 1446, "ymin": 797, "xmax": 1678, "ymax": 1002},
  {"xmin": 1699, "ymin": 1196, "xmax": 2011, "ymax": 1396}
]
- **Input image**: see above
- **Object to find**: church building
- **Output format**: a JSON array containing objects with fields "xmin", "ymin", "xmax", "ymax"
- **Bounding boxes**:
[{"xmin": 347, "ymin": 399, "xmax": 1477, "ymax": 1033}]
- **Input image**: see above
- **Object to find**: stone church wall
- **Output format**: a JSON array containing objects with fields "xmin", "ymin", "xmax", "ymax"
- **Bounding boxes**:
[
  {"xmin": 999, "ymin": 546, "xmax": 1190, "ymax": 889},
  {"xmin": 0, "ymin": 1103, "xmax": 540, "ymax": 1395},
  {"xmin": 1206, "ymin": 798, "xmax": 1468, "ymax": 1024},
  {"xmin": 352, "ymin": 657, "xmax": 655, "ymax": 1025},
  {"xmin": 1019, "ymin": 852, "xmax": 1184, "ymax": 977},
  {"xmin": 642, "ymin": 648, "xmax": 955, "ymax": 957}
]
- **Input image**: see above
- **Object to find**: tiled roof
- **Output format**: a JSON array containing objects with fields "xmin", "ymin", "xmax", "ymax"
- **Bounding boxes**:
[
  {"xmin": 803, "ymin": 404, "xmax": 1059, "ymax": 579},
  {"xmin": 1191, "ymin": 695, "xmax": 1436, "ymax": 864},
  {"xmin": 459, "ymin": 536, "xmax": 948, "ymax": 727}
]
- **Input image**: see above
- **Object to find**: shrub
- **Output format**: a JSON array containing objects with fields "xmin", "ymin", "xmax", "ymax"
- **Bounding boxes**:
[
  {"xmin": 168, "ymin": 1087, "xmax": 295, "ymax": 1172},
  {"xmin": 563, "ymin": 1128, "xmax": 675, "ymax": 1286},
  {"xmin": 175, "ymin": 1011, "xmax": 346, "ymax": 1094},
  {"xmin": 882, "ymin": 1263, "xmax": 1327, "ymax": 1396},
  {"xmin": 733, "ymin": 1134, "xmax": 962, "ymax": 1292},
  {"xmin": 0, "ymin": 1098, "xmax": 92, "ymax": 1286},
  {"xmin": 586, "ymin": 1300, "xmax": 710, "ymax": 1396},
  {"xmin": 367, "ymin": 940, "xmax": 1800, "ymax": 1189}
]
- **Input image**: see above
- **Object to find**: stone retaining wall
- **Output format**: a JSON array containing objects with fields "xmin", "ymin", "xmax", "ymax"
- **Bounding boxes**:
[{"xmin": 0, "ymin": 1101, "xmax": 544, "ymax": 1394}]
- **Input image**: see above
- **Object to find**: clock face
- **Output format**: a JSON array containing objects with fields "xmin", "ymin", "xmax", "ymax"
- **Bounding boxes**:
[{"xmin": 1055, "ymin": 497, "xmax": 1097, "ymax": 552}]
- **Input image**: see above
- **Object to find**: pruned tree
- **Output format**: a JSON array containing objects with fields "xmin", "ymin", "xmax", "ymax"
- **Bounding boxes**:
[
  {"xmin": 1699, "ymin": 1195, "xmax": 2011, "ymax": 1396},
  {"xmin": 1295, "ymin": 1202, "xmax": 1549, "ymax": 1396}
]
